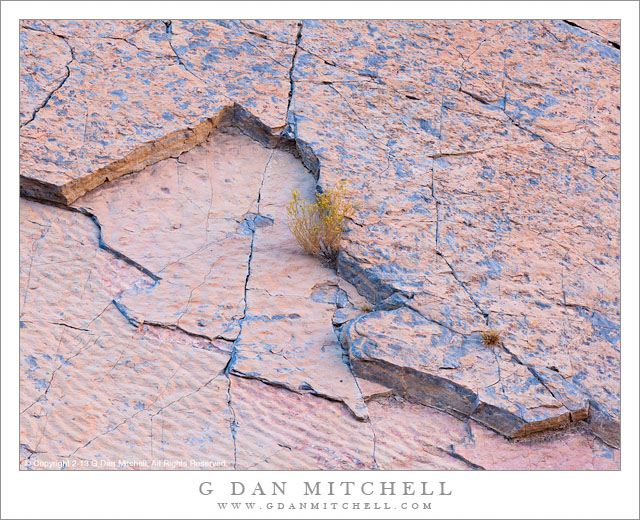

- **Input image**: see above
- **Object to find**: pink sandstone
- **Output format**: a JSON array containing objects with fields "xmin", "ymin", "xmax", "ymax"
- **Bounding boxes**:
[{"xmin": 20, "ymin": 19, "xmax": 620, "ymax": 469}]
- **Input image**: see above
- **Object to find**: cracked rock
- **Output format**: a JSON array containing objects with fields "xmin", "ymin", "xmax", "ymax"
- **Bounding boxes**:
[
  {"xmin": 72, "ymin": 125, "xmax": 369, "ymax": 420},
  {"xmin": 341, "ymin": 306, "xmax": 589, "ymax": 438},
  {"xmin": 20, "ymin": 19, "xmax": 620, "ymax": 468}
]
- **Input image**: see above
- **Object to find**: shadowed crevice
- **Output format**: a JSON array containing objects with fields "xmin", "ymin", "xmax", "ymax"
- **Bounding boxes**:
[{"xmin": 562, "ymin": 20, "xmax": 620, "ymax": 49}]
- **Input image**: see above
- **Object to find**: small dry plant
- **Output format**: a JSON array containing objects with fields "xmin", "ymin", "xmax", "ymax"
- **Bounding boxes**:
[
  {"xmin": 286, "ymin": 181, "xmax": 357, "ymax": 265},
  {"xmin": 359, "ymin": 301, "xmax": 374, "ymax": 312},
  {"xmin": 482, "ymin": 328, "xmax": 501, "ymax": 347}
]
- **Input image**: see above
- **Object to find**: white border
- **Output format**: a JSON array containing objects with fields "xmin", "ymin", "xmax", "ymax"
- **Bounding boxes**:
[{"xmin": 2, "ymin": 2, "xmax": 638, "ymax": 519}]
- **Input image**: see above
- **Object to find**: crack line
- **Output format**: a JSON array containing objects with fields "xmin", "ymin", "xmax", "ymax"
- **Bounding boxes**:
[
  {"xmin": 164, "ymin": 20, "xmax": 209, "ymax": 85},
  {"xmin": 562, "ymin": 20, "xmax": 620, "ymax": 49},
  {"xmin": 23, "ymin": 197, "xmax": 160, "ymax": 282},
  {"xmin": 219, "ymin": 148, "xmax": 275, "ymax": 469},
  {"xmin": 111, "ymin": 299, "xmax": 234, "ymax": 352},
  {"xmin": 424, "ymin": 442, "xmax": 486, "ymax": 470},
  {"xmin": 21, "ymin": 26, "xmax": 76, "ymax": 128},
  {"xmin": 226, "ymin": 374, "xmax": 238, "ymax": 469},
  {"xmin": 284, "ymin": 21, "xmax": 303, "ymax": 137},
  {"xmin": 437, "ymin": 251, "xmax": 489, "ymax": 324}
]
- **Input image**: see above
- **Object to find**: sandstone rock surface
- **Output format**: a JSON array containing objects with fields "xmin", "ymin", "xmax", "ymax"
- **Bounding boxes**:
[{"xmin": 20, "ymin": 19, "xmax": 620, "ymax": 469}]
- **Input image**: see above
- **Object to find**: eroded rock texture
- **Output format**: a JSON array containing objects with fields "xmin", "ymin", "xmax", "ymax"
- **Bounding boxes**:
[{"xmin": 20, "ymin": 19, "xmax": 620, "ymax": 469}]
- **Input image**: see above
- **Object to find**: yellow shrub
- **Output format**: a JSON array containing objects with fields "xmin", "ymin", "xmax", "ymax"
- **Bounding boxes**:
[{"xmin": 286, "ymin": 181, "xmax": 357, "ymax": 264}]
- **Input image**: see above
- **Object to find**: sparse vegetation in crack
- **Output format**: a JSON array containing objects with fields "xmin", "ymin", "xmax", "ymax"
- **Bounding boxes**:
[
  {"xmin": 482, "ymin": 328, "xmax": 502, "ymax": 347},
  {"xmin": 286, "ymin": 181, "xmax": 358, "ymax": 268},
  {"xmin": 359, "ymin": 301, "xmax": 374, "ymax": 313},
  {"xmin": 17, "ymin": 18, "xmax": 620, "ymax": 470}
]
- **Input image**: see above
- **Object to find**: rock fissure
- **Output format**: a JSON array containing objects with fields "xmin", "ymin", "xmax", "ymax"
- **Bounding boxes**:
[
  {"xmin": 21, "ymin": 22, "xmax": 78, "ymax": 129},
  {"xmin": 229, "ymin": 370, "xmax": 365, "ymax": 421},
  {"xmin": 111, "ymin": 299, "xmax": 234, "ymax": 352},
  {"xmin": 562, "ymin": 20, "xmax": 620, "ymax": 49},
  {"xmin": 20, "ymin": 221, "xmax": 52, "ymax": 314},
  {"xmin": 326, "ymin": 83, "xmax": 385, "ymax": 145},
  {"xmin": 342, "ymin": 353, "xmax": 379, "ymax": 466},
  {"xmin": 66, "ymin": 407, "xmax": 147, "ymax": 459},
  {"xmin": 425, "ymin": 442, "xmax": 486, "ymax": 470},
  {"xmin": 150, "ymin": 371, "xmax": 227, "ymax": 420},
  {"xmin": 500, "ymin": 97, "xmax": 604, "ymax": 174},
  {"xmin": 284, "ymin": 21, "xmax": 303, "ymax": 137},
  {"xmin": 224, "ymin": 150, "xmax": 275, "ymax": 374},
  {"xmin": 243, "ymin": 443, "xmax": 292, "ymax": 470},
  {"xmin": 23, "ymin": 196, "xmax": 161, "ymax": 282},
  {"xmin": 499, "ymin": 343, "xmax": 566, "ymax": 405},
  {"xmin": 21, "ymin": 64, "xmax": 71, "ymax": 128},
  {"xmin": 436, "ymin": 251, "xmax": 490, "ymax": 323},
  {"xmin": 219, "ymin": 149, "xmax": 275, "ymax": 469},
  {"xmin": 164, "ymin": 20, "xmax": 209, "ymax": 86},
  {"xmin": 21, "ymin": 94, "xmax": 609, "ymax": 445}
]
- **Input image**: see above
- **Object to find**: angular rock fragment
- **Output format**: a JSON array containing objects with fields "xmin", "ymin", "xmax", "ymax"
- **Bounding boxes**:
[
  {"xmin": 341, "ymin": 307, "xmax": 589, "ymax": 438},
  {"xmin": 19, "ymin": 19, "xmax": 298, "ymax": 204}
]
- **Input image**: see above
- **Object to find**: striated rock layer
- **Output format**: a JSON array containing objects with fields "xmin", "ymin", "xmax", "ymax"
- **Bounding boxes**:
[{"xmin": 20, "ymin": 19, "xmax": 620, "ymax": 468}]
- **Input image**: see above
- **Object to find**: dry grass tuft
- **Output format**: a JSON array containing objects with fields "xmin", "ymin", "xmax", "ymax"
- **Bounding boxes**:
[
  {"xmin": 359, "ymin": 301, "xmax": 374, "ymax": 313},
  {"xmin": 286, "ymin": 181, "xmax": 357, "ymax": 265},
  {"xmin": 482, "ymin": 328, "xmax": 501, "ymax": 347}
]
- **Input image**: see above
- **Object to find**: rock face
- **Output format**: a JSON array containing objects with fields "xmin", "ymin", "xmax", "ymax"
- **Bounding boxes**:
[{"xmin": 20, "ymin": 19, "xmax": 620, "ymax": 469}]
